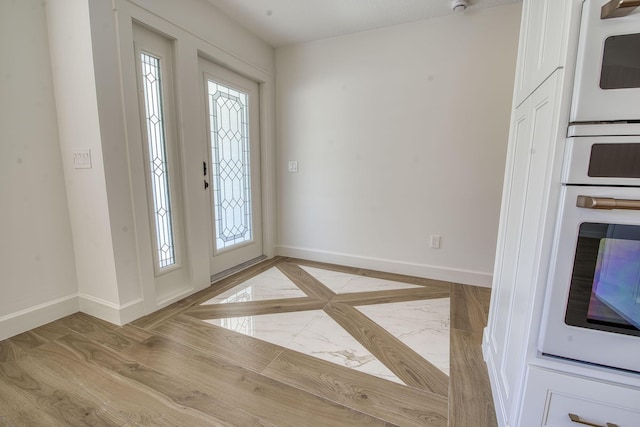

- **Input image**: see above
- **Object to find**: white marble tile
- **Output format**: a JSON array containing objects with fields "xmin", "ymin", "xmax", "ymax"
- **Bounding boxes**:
[
  {"xmin": 287, "ymin": 311, "xmax": 405, "ymax": 384},
  {"xmin": 202, "ymin": 267, "xmax": 307, "ymax": 305},
  {"xmin": 206, "ymin": 309, "xmax": 405, "ymax": 384},
  {"xmin": 357, "ymin": 298, "xmax": 450, "ymax": 375},
  {"xmin": 204, "ymin": 310, "xmax": 320, "ymax": 349},
  {"xmin": 300, "ymin": 266, "xmax": 424, "ymax": 294}
]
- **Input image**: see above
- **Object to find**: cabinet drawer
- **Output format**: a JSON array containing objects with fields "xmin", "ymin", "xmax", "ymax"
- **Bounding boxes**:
[
  {"xmin": 520, "ymin": 366, "xmax": 640, "ymax": 427},
  {"xmin": 545, "ymin": 391, "xmax": 640, "ymax": 427}
]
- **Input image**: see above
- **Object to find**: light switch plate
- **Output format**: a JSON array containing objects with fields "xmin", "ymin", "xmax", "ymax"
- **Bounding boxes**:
[
  {"xmin": 72, "ymin": 149, "xmax": 92, "ymax": 169},
  {"xmin": 288, "ymin": 161, "xmax": 298, "ymax": 172}
]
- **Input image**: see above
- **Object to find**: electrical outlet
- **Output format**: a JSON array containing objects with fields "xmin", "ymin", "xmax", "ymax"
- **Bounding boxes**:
[
  {"xmin": 430, "ymin": 234, "xmax": 441, "ymax": 249},
  {"xmin": 288, "ymin": 161, "xmax": 298, "ymax": 172}
]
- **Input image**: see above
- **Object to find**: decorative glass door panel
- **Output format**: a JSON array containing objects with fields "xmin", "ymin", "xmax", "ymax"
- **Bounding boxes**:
[
  {"xmin": 140, "ymin": 52, "xmax": 176, "ymax": 268},
  {"xmin": 199, "ymin": 57, "xmax": 263, "ymax": 277},
  {"xmin": 208, "ymin": 81, "xmax": 253, "ymax": 252}
]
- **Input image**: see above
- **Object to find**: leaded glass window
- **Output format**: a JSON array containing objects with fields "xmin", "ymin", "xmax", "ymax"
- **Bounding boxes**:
[
  {"xmin": 140, "ymin": 52, "xmax": 176, "ymax": 268},
  {"xmin": 208, "ymin": 80, "xmax": 253, "ymax": 251}
]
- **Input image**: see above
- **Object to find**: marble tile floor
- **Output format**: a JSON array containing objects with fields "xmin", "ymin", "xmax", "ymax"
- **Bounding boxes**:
[{"xmin": 198, "ymin": 263, "xmax": 451, "ymax": 385}]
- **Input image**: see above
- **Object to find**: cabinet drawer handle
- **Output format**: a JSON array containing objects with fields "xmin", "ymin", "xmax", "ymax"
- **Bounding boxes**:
[
  {"xmin": 569, "ymin": 413, "xmax": 618, "ymax": 427},
  {"xmin": 577, "ymin": 195, "xmax": 640, "ymax": 211},
  {"xmin": 601, "ymin": 0, "xmax": 640, "ymax": 19}
]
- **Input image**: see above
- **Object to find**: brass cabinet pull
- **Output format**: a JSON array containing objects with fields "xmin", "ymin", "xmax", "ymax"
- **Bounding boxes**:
[
  {"xmin": 601, "ymin": 0, "xmax": 640, "ymax": 19},
  {"xmin": 569, "ymin": 413, "xmax": 619, "ymax": 427},
  {"xmin": 577, "ymin": 195, "xmax": 640, "ymax": 210}
]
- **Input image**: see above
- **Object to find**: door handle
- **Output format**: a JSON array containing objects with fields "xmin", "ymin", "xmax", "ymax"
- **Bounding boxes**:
[
  {"xmin": 601, "ymin": 0, "xmax": 640, "ymax": 19},
  {"xmin": 569, "ymin": 413, "xmax": 618, "ymax": 427},
  {"xmin": 577, "ymin": 195, "xmax": 640, "ymax": 210},
  {"xmin": 203, "ymin": 161, "xmax": 207, "ymax": 176}
]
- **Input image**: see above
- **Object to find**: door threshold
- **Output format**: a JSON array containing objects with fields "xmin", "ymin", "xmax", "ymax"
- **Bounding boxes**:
[{"xmin": 209, "ymin": 255, "xmax": 268, "ymax": 284}]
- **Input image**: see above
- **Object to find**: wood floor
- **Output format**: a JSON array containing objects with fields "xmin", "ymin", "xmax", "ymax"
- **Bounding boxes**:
[{"xmin": 0, "ymin": 257, "xmax": 497, "ymax": 426}]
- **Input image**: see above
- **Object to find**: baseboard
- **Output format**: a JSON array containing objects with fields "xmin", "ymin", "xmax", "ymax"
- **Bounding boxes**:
[
  {"xmin": 78, "ymin": 294, "xmax": 145, "ymax": 326},
  {"xmin": 0, "ymin": 294, "xmax": 79, "ymax": 341},
  {"xmin": 155, "ymin": 287, "xmax": 196, "ymax": 310},
  {"xmin": 276, "ymin": 245, "xmax": 493, "ymax": 287},
  {"xmin": 483, "ymin": 332, "xmax": 508, "ymax": 427},
  {"xmin": 0, "ymin": 293, "xmax": 147, "ymax": 341}
]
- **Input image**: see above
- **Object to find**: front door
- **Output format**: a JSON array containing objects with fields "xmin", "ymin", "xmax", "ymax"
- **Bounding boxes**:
[{"xmin": 199, "ymin": 58, "xmax": 263, "ymax": 277}]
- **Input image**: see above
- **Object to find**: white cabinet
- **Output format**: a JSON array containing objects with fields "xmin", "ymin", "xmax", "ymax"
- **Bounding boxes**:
[
  {"xmin": 519, "ymin": 367, "xmax": 640, "ymax": 427},
  {"xmin": 484, "ymin": 70, "xmax": 563, "ymax": 426},
  {"xmin": 485, "ymin": 2, "xmax": 583, "ymax": 424},
  {"xmin": 514, "ymin": 0, "xmax": 575, "ymax": 106}
]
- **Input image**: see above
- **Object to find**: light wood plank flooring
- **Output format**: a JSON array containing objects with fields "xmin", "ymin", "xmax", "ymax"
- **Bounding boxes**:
[{"xmin": 0, "ymin": 257, "xmax": 496, "ymax": 426}]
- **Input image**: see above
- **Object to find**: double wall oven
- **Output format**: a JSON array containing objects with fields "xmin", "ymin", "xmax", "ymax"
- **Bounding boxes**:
[
  {"xmin": 538, "ymin": 0, "xmax": 640, "ymax": 374},
  {"xmin": 540, "ymin": 128, "xmax": 640, "ymax": 373}
]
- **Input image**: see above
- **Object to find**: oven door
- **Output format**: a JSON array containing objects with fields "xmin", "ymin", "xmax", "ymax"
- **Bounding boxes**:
[
  {"xmin": 571, "ymin": 0, "xmax": 640, "ymax": 123},
  {"xmin": 539, "ymin": 185, "xmax": 640, "ymax": 373},
  {"xmin": 563, "ymin": 135, "xmax": 640, "ymax": 186}
]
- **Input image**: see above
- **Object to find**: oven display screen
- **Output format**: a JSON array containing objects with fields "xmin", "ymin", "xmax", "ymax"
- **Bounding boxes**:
[{"xmin": 565, "ymin": 223, "xmax": 640, "ymax": 336}]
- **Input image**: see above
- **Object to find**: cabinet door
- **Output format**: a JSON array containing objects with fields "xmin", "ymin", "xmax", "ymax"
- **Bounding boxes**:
[
  {"xmin": 485, "ymin": 71, "xmax": 562, "ymax": 426},
  {"xmin": 514, "ymin": 0, "xmax": 573, "ymax": 105}
]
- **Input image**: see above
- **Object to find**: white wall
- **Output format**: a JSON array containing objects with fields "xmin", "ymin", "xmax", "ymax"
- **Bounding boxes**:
[
  {"xmin": 47, "ymin": 0, "xmax": 124, "ymax": 319},
  {"xmin": 276, "ymin": 4, "xmax": 522, "ymax": 286},
  {"xmin": 0, "ymin": 0, "xmax": 78, "ymax": 339}
]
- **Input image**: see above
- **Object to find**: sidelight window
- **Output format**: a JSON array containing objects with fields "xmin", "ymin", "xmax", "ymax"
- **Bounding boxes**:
[{"xmin": 140, "ymin": 52, "xmax": 176, "ymax": 268}]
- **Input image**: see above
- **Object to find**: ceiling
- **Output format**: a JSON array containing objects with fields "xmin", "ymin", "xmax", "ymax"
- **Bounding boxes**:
[{"xmin": 205, "ymin": 0, "xmax": 522, "ymax": 48}]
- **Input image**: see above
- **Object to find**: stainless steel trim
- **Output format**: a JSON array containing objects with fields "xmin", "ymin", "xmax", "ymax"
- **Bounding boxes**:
[
  {"xmin": 569, "ymin": 413, "xmax": 618, "ymax": 427},
  {"xmin": 601, "ymin": 0, "xmax": 640, "ymax": 19},
  {"xmin": 577, "ymin": 195, "xmax": 640, "ymax": 210}
]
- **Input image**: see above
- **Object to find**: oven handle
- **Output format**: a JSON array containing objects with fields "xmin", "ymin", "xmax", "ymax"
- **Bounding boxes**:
[
  {"xmin": 601, "ymin": 0, "xmax": 640, "ymax": 19},
  {"xmin": 577, "ymin": 195, "xmax": 640, "ymax": 210}
]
